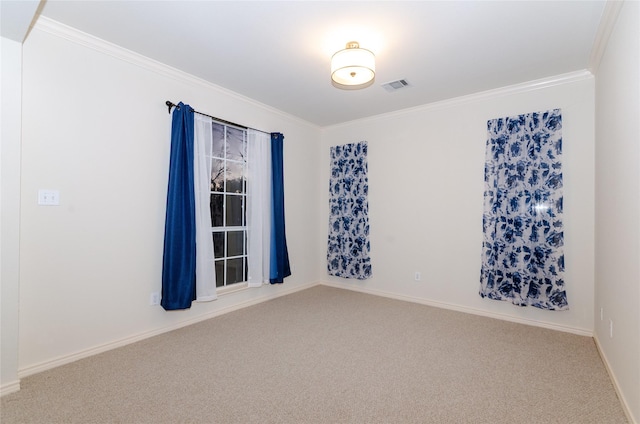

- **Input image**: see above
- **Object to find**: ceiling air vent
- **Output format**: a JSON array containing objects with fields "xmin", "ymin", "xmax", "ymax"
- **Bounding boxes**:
[{"xmin": 381, "ymin": 79, "xmax": 410, "ymax": 92}]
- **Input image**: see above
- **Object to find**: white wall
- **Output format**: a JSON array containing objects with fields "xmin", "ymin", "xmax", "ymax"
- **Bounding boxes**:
[
  {"xmin": 17, "ymin": 21, "xmax": 322, "ymax": 375},
  {"xmin": 594, "ymin": 1, "xmax": 640, "ymax": 422},
  {"xmin": 1, "ymin": 36, "xmax": 23, "ymax": 395},
  {"xmin": 9, "ymin": 9, "xmax": 638, "ymax": 422},
  {"xmin": 320, "ymin": 74, "xmax": 596, "ymax": 335}
]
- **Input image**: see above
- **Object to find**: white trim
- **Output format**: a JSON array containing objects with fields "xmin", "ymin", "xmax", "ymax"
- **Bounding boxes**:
[
  {"xmin": 319, "ymin": 281, "xmax": 592, "ymax": 337},
  {"xmin": 32, "ymin": 16, "xmax": 320, "ymax": 132},
  {"xmin": 31, "ymin": 16, "xmax": 595, "ymax": 133},
  {"xmin": 0, "ymin": 380, "xmax": 21, "ymax": 397},
  {"xmin": 17, "ymin": 281, "xmax": 319, "ymax": 379},
  {"xmin": 588, "ymin": 0, "xmax": 625, "ymax": 74},
  {"xmin": 594, "ymin": 335, "xmax": 638, "ymax": 424},
  {"xmin": 324, "ymin": 70, "xmax": 594, "ymax": 130},
  {"xmin": 216, "ymin": 281, "xmax": 249, "ymax": 296},
  {"xmin": 14, "ymin": 280, "xmax": 595, "ymax": 380}
]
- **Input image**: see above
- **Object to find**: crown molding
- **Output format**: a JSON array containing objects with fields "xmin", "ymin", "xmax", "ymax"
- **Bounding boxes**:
[
  {"xmin": 588, "ymin": 0, "xmax": 625, "ymax": 74},
  {"xmin": 32, "ymin": 16, "xmax": 319, "ymax": 130},
  {"xmin": 325, "ymin": 69, "xmax": 594, "ymax": 130},
  {"xmin": 33, "ymin": 15, "xmax": 598, "ymax": 132}
]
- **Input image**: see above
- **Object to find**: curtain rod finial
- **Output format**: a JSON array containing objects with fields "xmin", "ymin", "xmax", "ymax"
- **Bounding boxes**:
[{"xmin": 166, "ymin": 100, "xmax": 176, "ymax": 114}]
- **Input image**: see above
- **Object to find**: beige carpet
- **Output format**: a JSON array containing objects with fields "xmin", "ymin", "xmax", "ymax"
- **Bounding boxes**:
[{"xmin": 1, "ymin": 285, "xmax": 628, "ymax": 423}]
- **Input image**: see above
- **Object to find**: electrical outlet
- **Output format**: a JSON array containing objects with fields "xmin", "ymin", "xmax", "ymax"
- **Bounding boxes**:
[
  {"xmin": 149, "ymin": 292, "xmax": 161, "ymax": 306},
  {"xmin": 609, "ymin": 319, "xmax": 613, "ymax": 338},
  {"xmin": 600, "ymin": 307, "xmax": 603, "ymax": 321},
  {"xmin": 414, "ymin": 272, "xmax": 421, "ymax": 281}
]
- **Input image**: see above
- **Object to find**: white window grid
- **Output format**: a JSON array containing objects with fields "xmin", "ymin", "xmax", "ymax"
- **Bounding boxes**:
[{"xmin": 210, "ymin": 122, "xmax": 248, "ymax": 289}]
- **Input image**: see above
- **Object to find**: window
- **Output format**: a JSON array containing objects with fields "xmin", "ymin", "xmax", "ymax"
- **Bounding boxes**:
[{"xmin": 210, "ymin": 122, "xmax": 248, "ymax": 288}]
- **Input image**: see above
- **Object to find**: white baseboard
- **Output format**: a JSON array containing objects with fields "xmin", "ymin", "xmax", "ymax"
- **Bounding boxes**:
[
  {"xmin": 594, "ymin": 335, "xmax": 638, "ymax": 424},
  {"xmin": 11, "ymin": 281, "xmax": 603, "ymax": 397},
  {"xmin": 320, "ymin": 283, "xmax": 638, "ymax": 419},
  {"xmin": 0, "ymin": 380, "xmax": 20, "ymax": 397},
  {"xmin": 319, "ymin": 281, "xmax": 592, "ymax": 337},
  {"xmin": 18, "ymin": 281, "xmax": 319, "ymax": 380}
]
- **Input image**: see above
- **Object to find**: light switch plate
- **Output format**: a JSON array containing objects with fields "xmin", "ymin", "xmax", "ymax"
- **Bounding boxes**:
[{"xmin": 38, "ymin": 189, "xmax": 60, "ymax": 206}]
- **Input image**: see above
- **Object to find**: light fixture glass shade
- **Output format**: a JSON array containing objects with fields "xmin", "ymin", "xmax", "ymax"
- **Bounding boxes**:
[{"xmin": 331, "ymin": 42, "xmax": 375, "ymax": 90}]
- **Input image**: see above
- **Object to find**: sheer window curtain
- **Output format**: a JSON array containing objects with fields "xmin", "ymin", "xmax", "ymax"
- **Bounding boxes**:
[
  {"xmin": 193, "ymin": 115, "xmax": 216, "ymax": 301},
  {"xmin": 247, "ymin": 130, "xmax": 272, "ymax": 287}
]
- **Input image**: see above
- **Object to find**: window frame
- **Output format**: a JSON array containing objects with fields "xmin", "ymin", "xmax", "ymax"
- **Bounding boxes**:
[{"xmin": 209, "ymin": 121, "xmax": 249, "ymax": 291}]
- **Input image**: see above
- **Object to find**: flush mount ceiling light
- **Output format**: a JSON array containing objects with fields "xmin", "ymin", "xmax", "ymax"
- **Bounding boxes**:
[{"xmin": 331, "ymin": 41, "xmax": 375, "ymax": 90}]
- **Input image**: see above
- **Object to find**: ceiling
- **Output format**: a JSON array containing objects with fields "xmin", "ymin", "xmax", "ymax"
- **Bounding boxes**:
[{"xmin": 17, "ymin": 1, "xmax": 608, "ymax": 127}]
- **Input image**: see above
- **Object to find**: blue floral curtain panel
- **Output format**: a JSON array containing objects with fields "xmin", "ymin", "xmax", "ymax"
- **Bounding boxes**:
[
  {"xmin": 480, "ymin": 109, "xmax": 568, "ymax": 310},
  {"xmin": 327, "ymin": 141, "xmax": 372, "ymax": 279}
]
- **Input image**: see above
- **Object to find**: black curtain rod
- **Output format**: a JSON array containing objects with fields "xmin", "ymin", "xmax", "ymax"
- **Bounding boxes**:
[{"xmin": 165, "ymin": 100, "xmax": 269, "ymax": 134}]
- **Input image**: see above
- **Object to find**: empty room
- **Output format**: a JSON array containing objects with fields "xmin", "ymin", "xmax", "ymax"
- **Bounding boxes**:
[{"xmin": 1, "ymin": 1, "xmax": 638, "ymax": 423}]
